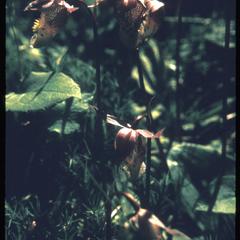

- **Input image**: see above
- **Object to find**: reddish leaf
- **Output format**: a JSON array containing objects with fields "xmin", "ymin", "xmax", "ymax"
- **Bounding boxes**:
[
  {"xmin": 154, "ymin": 128, "xmax": 164, "ymax": 138},
  {"xmin": 136, "ymin": 129, "xmax": 155, "ymax": 138}
]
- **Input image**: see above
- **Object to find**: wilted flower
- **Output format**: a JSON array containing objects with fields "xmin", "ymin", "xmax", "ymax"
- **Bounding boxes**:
[
  {"xmin": 115, "ymin": 0, "xmax": 165, "ymax": 48},
  {"xmin": 106, "ymin": 114, "xmax": 163, "ymax": 179},
  {"xmin": 24, "ymin": 0, "xmax": 79, "ymax": 47},
  {"xmin": 87, "ymin": 0, "xmax": 165, "ymax": 48},
  {"xmin": 120, "ymin": 192, "xmax": 191, "ymax": 240}
]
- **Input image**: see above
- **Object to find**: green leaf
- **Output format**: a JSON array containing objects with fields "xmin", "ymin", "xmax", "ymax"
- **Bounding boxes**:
[
  {"xmin": 172, "ymin": 235, "xmax": 191, "ymax": 240},
  {"xmin": 63, "ymin": 59, "xmax": 96, "ymax": 92},
  {"xmin": 52, "ymin": 93, "xmax": 94, "ymax": 113},
  {"xmin": 167, "ymin": 143, "xmax": 221, "ymax": 181},
  {"xmin": 167, "ymin": 158, "xmax": 200, "ymax": 215},
  {"xmin": 48, "ymin": 120, "xmax": 80, "ymax": 135},
  {"xmin": 6, "ymin": 71, "xmax": 81, "ymax": 112},
  {"xmin": 195, "ymin": 175, "xmax": 236, "ymax": 214}
]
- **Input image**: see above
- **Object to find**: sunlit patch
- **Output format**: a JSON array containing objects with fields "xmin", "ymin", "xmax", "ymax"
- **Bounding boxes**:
[{"xmin": 167, "ymin": 159, "xmax": 178, "ymax": 167}]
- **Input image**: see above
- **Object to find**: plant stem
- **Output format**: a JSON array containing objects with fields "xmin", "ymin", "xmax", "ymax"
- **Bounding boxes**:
[
  {"xmin": 136, "ymin": 49, "xmax": 145, "ymax": 92},
  {"xmin": 105, "ymin": 194, "xmax": 112, "ymax": 240},
  {"xmin": 79, "ymin": 3, "xmax": 110, "ymax": 239},
  {"xmin": 79, "ymin": 1, "xmax": 103, "ymax": 152},
  {"xmin": 175, "ymin": 0, "xmax": 183, "ymax": 142},
  {"xmin": 145, "ymin": 134, "xmax": 152, "ymax": 207},
  {"xmin": 207, "ymin": 2, "xmax": 230, "ymax": 213},
  {"xmin": 155, "ymin": 138, "xmax": 169, "ymax": 173},
  {"xmin": 136, "ymin": 49, "xmax": 152, "ymax": 207}
]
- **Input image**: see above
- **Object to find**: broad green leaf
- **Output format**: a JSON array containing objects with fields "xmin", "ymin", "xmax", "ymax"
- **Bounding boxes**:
[
  {"xmin": 63, "ymin": 59, "xmax": 96, "ymax": 92},
  {"xmin": 6, "ymin": 72, "xmax": 81, "ymax": 112},
  {"xmin": 167, "ymin": 158, "xmax": 199, "ymax": 215},
  {"xmin": 205, "ymin": 19, "xmax": 235, "ymax": 48},
  {"xmin": 195, "ymin": 175, "xmax": 236, "ymax": 214},
  {"xmin": 167, "ymin": 143, "xmax": 221, "ymax": 181},
  {"xmin": 131, "ymin": 39, "xmax": 165, "ymax": 95},
  {"xmin": 52, "ymin": 93, "xmax": 94, "ymax": 113},
  {"xmin": 181, "ymin": 178, "xmax": 199, "ymax": 210},
  {"xmin": 48, "ymin": 120, "xmax": 80, "ymax": 135},
  {"xmin": 172, "ymin": 235, "xmax": 191, "ymax": 240}
]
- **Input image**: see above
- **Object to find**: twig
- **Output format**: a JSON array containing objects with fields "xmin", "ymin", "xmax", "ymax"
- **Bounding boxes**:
[{"xmin": 207, "ymin": 2, "xmax": 230, "ymax": 213}]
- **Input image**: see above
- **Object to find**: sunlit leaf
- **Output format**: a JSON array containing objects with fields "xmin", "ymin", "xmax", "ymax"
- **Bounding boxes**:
[
  {"xmin": 6, "ymin": 71, "xmax": 81, "ymax": 112},
  {"xmin": 48, "ymin": 120, "xmax": 80, "ymax": 135},
  {"xmin": 195, "ymin": 175, "xmax": 236, "ymax": 214}
]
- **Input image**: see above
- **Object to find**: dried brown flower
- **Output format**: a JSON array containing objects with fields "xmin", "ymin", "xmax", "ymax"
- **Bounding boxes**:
[
  {"xmin": 24, "ymin": 0, "xmax": 78, "ymax": 47},
  {"xmin": 120, "ymin": 192, "xmax": 191, "ymax": 240},
  {"xmin": 85, "ymin": 0, "xmax": 165, "ymax": 48},
  {"xmin": 115, "ymin": 0, "xmax": 165, "ymax": 48}
]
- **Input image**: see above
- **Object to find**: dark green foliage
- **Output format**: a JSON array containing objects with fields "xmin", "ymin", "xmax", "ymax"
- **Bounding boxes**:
[{"xmin": 5, "ymin": 0, "xmax": 235, "ymax": 239}]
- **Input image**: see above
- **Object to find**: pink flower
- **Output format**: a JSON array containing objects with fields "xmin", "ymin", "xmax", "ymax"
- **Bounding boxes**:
[{"xmin": 106, "ymin": 114, "xmax": 163, "ymax": 178}]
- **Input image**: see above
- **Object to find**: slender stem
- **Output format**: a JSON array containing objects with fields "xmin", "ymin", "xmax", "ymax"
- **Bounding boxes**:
[
  {"xmin": 136, "ymin": 49, "xmax": 152, "ymax": 207},
  {"xmin": 79, "ymin": 3, "xmax": 110, "ymax": 239},
  {"xmin": 136, "ymin": 49, "xmax": 145, "ymax": 92},
  {"xmin": 175, "ymin": 0, "xmax": 183, "ymax": 142},
  {"xmin": 207, "ymin": 3, "xmax": 230, "ymax": 213},
  {"xmin": 105, "ymin": 194, "xmax": 112, "ymax": 240},
  {"xmin": 155, "ymin": 138, "xmax": 169, "ymax": 173},
  {"xmin": 79, "ymin": 1, "xmax": 103, "ymax": 151},
  {"xmin": 79, "ymin": 157, "xmax": 110, "ymax": 201},
  {"xmin": 145, "ymin": 137, "xmax": 152, "ymax": 206}
]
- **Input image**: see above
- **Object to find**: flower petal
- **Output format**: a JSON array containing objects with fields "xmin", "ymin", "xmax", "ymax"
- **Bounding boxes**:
[
  {"xmin": 136, "ymin": 129, "xmax": 155, "ymax": 138},
  {"xmin": 144, "ymin": 0, "xmax": 164, "ymax": 14},
  {"xmin": 154, "ymin": 128, "xmax": 164, "ymax": 138},
  {"xmin": 58, "ymin": 1, "xmax": 79, "ymax": 13},
  {"xmin": 24, "ymin": 0, "xmax": 54, "ymax": 11},
  {"xmin": 106, "ymin": 114, "xmax": 126, "ymax": 128}
]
